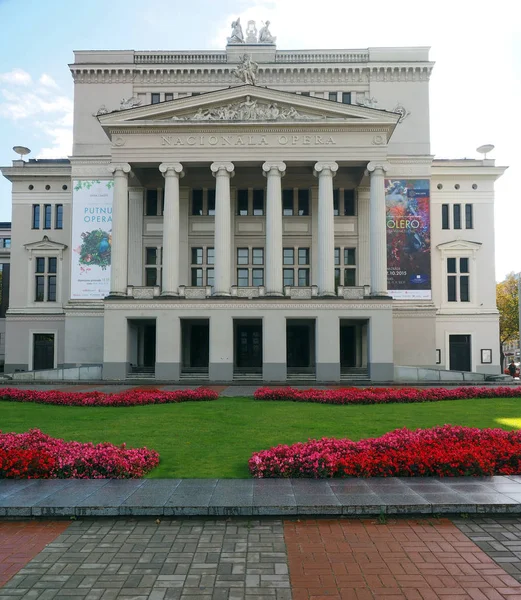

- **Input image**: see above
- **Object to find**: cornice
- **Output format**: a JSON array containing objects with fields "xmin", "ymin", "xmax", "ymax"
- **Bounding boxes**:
[
  {"xmin": 104, "ymin": 301, "xmax": 393, "ymax": 310},
  {"xmin": 109, "ymin": 126, "xmax": 390, "ymax": 135}
]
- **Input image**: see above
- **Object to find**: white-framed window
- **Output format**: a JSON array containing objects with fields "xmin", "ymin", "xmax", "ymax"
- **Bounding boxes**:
[
  {"xmin": 235, "ymin": 247, "xmax": 264, "ymax": 286},
  {"xmin": 191, "ymin": 188, "xmax": 216, "ymax": 216},
  {"xmin": 447, "ymin": 257, "xmax": 469, "ymax": 302},
  {"xmin": 236, "ymin": 189, "xmax": 265, "ymax": 216},
  {"xmin": 333, "ymin": 189, "xmax": 356, "ymax": 216},
  {"xmin": 24, "ymin": 236, "xmax": 66, "ymax": 307},
  {"xmin": 437, "ymin": 240, "xmax": 481, "ymax": 308},
  {"xmin": 283, "ymin": 247, "xmax": 310, "ymax": 286},
  {"xmin": 191, "ymin": 246, "xmax": 214, "ymax": 287},
  {"xmin": 334, "ymin": 247, "xmax": 357, "ymax": 287},
  {"xmin": 144, "ymin": 246, "xmax": 162, "ymax": 287},
  {"xmin": 282, "ymin": 188, "xmax": 310, "ymax": 216}
]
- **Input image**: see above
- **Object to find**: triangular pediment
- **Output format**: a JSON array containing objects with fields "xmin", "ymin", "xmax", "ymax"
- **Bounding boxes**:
[
  {"xmin": 25, "ymin": 236, "xmax": 67, "ymax": 251},
  {"xmin": 98, "ymin": 85, "xmax": 400, "ymax": 128},
  {"xmin": 437, "ymin": 240, "xmax": 482, "ymax": 251}
]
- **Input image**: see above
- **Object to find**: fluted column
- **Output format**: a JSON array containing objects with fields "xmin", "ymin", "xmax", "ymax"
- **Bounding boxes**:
[
  {"xmin": 367, "ymin": 161, "xmax": 390, "ymax": 296},
  {"xmin": 211, "ymin": 162, "xmax": 234, "ymax": 296},
  {"xmin": 314, "ymin": 161, "xmax": 338, "ymax": 296},
  {"xmin": 262, "ymin": 161, "xmax": 286, "ymax": 295},
  {"xmin": 159, "ymin": 163, "xmax": 184, "ymax": 296},
  {"xmin": 109, "ymin": 163, "xmax": 131, "ymax": 296}
]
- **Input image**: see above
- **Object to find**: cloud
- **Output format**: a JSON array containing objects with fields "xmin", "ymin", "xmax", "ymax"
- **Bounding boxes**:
[
  {"xmin": 0, "ymin": 68, "xmax": 32, "ymax": 85},
  {"xmin": 39, "ymin": 74, "xmax": 59, "ymax": 89},
  {"xmin": 37, "ymin": 126, "xmax": 72, "ymax": 159}
]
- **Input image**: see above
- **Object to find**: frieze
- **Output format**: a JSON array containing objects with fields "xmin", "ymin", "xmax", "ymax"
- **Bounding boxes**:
[
  {"xmin": 159, "ymin": 133, "xmax": 338, "ymax": 147},
  {"xmin": 104, "ymin": 302, "xmax": 393, "ymax": 310}
]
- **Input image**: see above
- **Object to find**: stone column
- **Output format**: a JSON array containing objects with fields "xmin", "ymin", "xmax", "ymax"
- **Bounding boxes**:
[
  {"xmin": 262, "ymin": 161, "xmax": 286, "ymax": 295},
  {"xmin": 159, "ymin": 162, "xmax": 184, "ymax": 296},
  {"xmin": 109, "ymin": 163, "xmax": 131, "ymax": 296},
  {"xmin": 314, "ymin": 161, "xmax": 338, "ymax": 296},
  {"xmin": 211, "ymin": 162, "xmax": 234, "ymax": 296},
  {"xmin": 367, "ymin": 161, "xmax": 389, "ymax": 296}
]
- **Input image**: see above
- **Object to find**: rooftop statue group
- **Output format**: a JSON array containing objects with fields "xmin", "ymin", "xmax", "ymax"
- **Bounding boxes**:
[{"xmin": 228, "ymin": 18, "xmax": 276, "ymax": 44}]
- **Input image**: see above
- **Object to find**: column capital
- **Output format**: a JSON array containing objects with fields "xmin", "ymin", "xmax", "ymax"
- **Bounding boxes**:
[
  {"xmin": 159, "ymin": 163, "xmax": 184, "ymax": 178},
  {"xmin": 211, "ymin": 162, "xmax": 235, "ymax": 177},
  {"xmin": 366, "ymin": 161, "xmax": 390, "ymax": 174},
  {"xmin": 262, "ymin": 161, "xmax": 286, "ymax": 177},
  {"xmin": 313, "ymin": 161, "xmax": 338, "ymax": 177},
  {"xmin": 109, "ymin": 163, "xmax": 131, "ymax": 176}
]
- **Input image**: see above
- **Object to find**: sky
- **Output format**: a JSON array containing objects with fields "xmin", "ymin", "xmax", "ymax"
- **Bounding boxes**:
[{"xmin": 0, "ymin": 0, "xmax": 519, "ymax": 281}]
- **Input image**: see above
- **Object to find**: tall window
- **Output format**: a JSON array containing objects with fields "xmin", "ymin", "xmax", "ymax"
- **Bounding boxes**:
[
  {"xmin": 298, "ymin": 189, "xmax": 309, "ymax": 216},
  {"xmin": 237, "ymin": 189, "xmax": 248, "ymax": 216},
  {"xmin": 465, "ymin": 204, "xmax": 473, "ymax": 229},
  {"xmin": 191, "ymin": 246, "xmax": 214, "ymax": 287},
  {"xmin": 342, "ymin": 92, "xmax": 351, "ymax": 104},
  {"xmin": 43, "ymin": 204, "xmax": 52, "ymax": 229},
  {"xmin": 447, "ymin": 257, "xmax": 469, "ymax": 302},
  {"xmin": 253, "ymin": 190, "xmax": 264, "ymax": 216},
  {"xmin": 191, "ymin": 189, "xmax": 203, "ymax": 216},
  {"xmin": 32, "ymin": 204, "xmax": 40, "ymax": 229},
  {"xmin": 235, "ymin": 247, "xmax": 264, "ymax": 287},
  {"xmin": 145, "ymin": 189, "xmax": 158, "ymax": 216},
  {"xmin": 453, "ymin": 204, "xmax": 461, "ymax": 229},
  {"xmin": 144, "ymin": 247, "xmax": 162, "ymax": 286},
  {"xmin": 35, "ymin": 257, "xmax": 57, "ymax": 302},
  {"xmin": 334, "ymin": 247, "xmax": 357, "ymax": 287},
  {"xmin": 282, "ymin": 188, "xmax": 311, "ymax": 216},
  {"xmin": 207, "ymin": 190, "xmax": 216, "ymax": 216},
  {"xmin": 282, "ymin": 189, "xmax": 294, "ymax": 216},
  {"xmin": 333, "ymin": 189, "xmax": 356, "ymax": 216},
  {"xmin": 191, "ymin": 189, "xmax": 215, "ymax": 216},
  {"xmin": 55, "ymin": 204, "xmax": 63, "ymax": 229},
  {"xmin": 442, "ymin": 204, "xmax": 450, "ymax": 229},
  {"xmin": 283, "ymin": 247, "xmax": 310, "ymax": 287}
]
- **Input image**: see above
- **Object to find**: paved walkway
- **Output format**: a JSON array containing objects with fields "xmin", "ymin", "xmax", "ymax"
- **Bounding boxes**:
[{"xmin": 3, "ymin": 517, "xmax": 521, "ymax": 599}]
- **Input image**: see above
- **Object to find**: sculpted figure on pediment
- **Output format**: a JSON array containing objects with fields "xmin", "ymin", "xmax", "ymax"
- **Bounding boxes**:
[
  {"xmin": 233, "ymin": 54, "xmax": 259, "ymax": 85},
  {"xmin": 258, "ymin": 20, "xmax": 276, "ymax": 43},
  {"xmin": 228, "ymin": 18, "xmax": 244, "ymax": 43},
  {"xmin": 120, "ymin": 96, "xmax": 141, "ymax": 110}
]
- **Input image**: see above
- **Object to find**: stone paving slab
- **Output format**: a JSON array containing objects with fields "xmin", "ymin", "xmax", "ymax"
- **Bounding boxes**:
[{"xmin": 4, "ymin": 477, "xmax": 521, "ymax": 518}]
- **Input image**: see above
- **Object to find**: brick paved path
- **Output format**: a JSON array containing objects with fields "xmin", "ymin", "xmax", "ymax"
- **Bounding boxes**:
[{"xmin": 4, "ymin": 518, "xmax": 521, "ymax": 599}]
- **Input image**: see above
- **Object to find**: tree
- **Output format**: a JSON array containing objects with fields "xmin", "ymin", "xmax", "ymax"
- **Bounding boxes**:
[{"xmin": 497, "ymin": 272, "xmax": 520, "ymax": 369}]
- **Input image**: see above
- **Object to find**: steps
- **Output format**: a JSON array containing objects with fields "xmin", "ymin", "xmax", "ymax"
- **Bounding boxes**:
[{"xmin": 340, "ymin": 368, "xmax": 370, "ymax": 383}]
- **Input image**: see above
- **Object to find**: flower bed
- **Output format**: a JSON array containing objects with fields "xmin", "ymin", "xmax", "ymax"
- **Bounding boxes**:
[
  {"xmin": 249, "ymin": 425, "xmax": 521, "ymax": 478},
  {"xmin": 0, "ymin": 429, "xmax": 159, "ymax": 478},
  {"xmin": 254, "ymin": 385, "xmax": 521, "ymax": 405},
  {"xmin": 0, "ymin": 387, "xmax": 218, "ymax": 407}
]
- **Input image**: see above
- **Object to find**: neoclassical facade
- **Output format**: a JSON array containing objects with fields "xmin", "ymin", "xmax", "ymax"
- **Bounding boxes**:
[{"xmin": 1, "ymin": 29, "xmax": 506, "ymax": 381}]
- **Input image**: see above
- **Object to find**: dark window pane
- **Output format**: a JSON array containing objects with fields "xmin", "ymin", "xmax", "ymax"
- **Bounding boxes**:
[
  {"xmin": 252, "ymin": 248, "xmax": 264, "ymax": 265},
  {"xmin": 237, "ymin": 268, "xmax": 249, "ymax": 287},
  {"xmin": 448, "ymin": 275, "xmax": 457, "ymax": 301},
  {"xmin": 447, "ymin": 258, "xmax": 457, "ymax": 273},
  {"xmin": 283, "ymin": 268, "xmax": 294, "ymax": 287},
  {"xmin": 207, "ymin": 189, "xmax": 216, "ymax": 215},
  {"xmin": 32, "ymin": 204, "xmax": 40, "ymax": 229},
  {"xmin": 252, "ymin": 268, "xmax": 264, "ymax": 286},
  {"xmin": 206, "ymin": 268, "xmax": 214, "ymax": 287},
  {"xmin": 253, "ymin": 189, "xmax": 264, "ymax": 216},
  {"xmin": 44, "ymin": 204, "xmax": 52, "ymax": 229},
  {"xmin": 328, "ymin": 92, "xmax": 337, "ymax": 101},
  {"xmin": 460, "ymin": 257, "xmax": 469, "ymax": 273},
  {"xmin": 207, "ymin": 247, "xmax": 214, "ymax": 265},
  {"xmin": 55, "ymin": 204, "xmax": 63, "ymax": 229},
  {"xmin": 237, "ymin": 248, "xmax": 249, "ymax": 265},
  {"xmin": 298, "ymin": 248, "xmax": 309, "ymax": 265},
  {"xmin": 151, "ymin": 93, "xmax": 160, "ymax": 104},
  {"xmin": 191, "ymin": 268, "xmax": 203, "ymax": 286},
  {"xmin": 4, "ymin": 238, "xmax": 10, "ymax": 248},
  {"xmin": 283, "ymin": 248, "xmax": 294, "ymax": 265},
  {"xmin": 47, "ymin": 276, "xmax": 56, "ymax": 301},
  {"xmin": 165, "ymin": 93, "xmax": 173, "ymax": 101},
  {"xmin": 36, "ymin": 257, "xmax": 45, "ymax": 273},
  {"xmin": 460, "ymin": 275, "xmax": 469, "ymax": 302},
  {"xmin": 48, "ymin": 257, "xmax": 57, "ymax": 274},
  {"xmin": 342, "ymin": 92, "xmax": 351, "ymax": 104},
  {"xmin": 35, "ymin": 276, "xmax": 45, "ymax": 301},
  {"xmin": 334, "ymin": 248, "xmax": 340, "ymax": 265},
  {"xmin": 237, "ymin": 189, "xmax": 248, "ymax": 216},
  {"xmin": 191, "ymin": 189, "xmax": 203, "ymax": 216},
  {"xmin": 282, "ymin": 189, "xmax": 293, "ymax": 215},
  {"xmin": 465, "ymin": 204, "xmax": 473, "ymax": 229},
  {"xmin": 335, "ymin": 268, "xmax": 341, "ymax": 288},
  {"xmin": 344, "ymin": 268, "xmax": 356, "ymax": 286},
  {"xmin": 453, "ymin": 204, "xmax": 461, "ymax": 229},
  {"xmin": 146, "ymin": 247, "xmax": 157, "ymax": 265},
  {"xmin": 298, "ymin": 189, "xmax": 309, "ymax": 216},
  {"xmin": 344, "ymin": 189, "xmax": 355, "ymax": 216},
  {"xmin": 298, "ymin": 268, "xmax": 310, "ymax": 286},
  {"xmin": 442, "ymin": 204, "xmax": 449, "ymax": 229},
  {"xmin": 191, "ymin": 247, "xmax": 203, "ymax": 265},
  {"xmin": 333, "ymin": 189, "xmax": 339, "ymax": 216},
  {"xmin": 301, "ymin": 91, "xmax": 310, "ymax": 96},
  {"xmin": 145, "ymin": 268, "xmax": 157, "ymax": 286},
  {"xmin": 146, "ymin": 189, "xmax": 158, "ymax": 215},
  {"xmin": 344, "ymin": 248, "xmax": 356, "ymax": 265}
]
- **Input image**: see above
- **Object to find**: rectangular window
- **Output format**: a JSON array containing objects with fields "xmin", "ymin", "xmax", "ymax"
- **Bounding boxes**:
[
  {"xmin": 32, "ymin": 204, "xmax": 40, "ymax": 229},
  {"xmin": 191, "ymin": 189, "xmax": 203, "ymax": 216},
  {"xmin": 283, "ymin": 248, "xmax": 294, "ymax": 265},
  {"xmin": 283, "ymin": 268, "xmax": 294, "ymax": 287},
  {"xmin": 333, "ymin": 189, "xmax": 339, "ymax": 216},
  {"xmin": 453, "ymin": 204, "xmax": 461, "ymax": 229},
  {"xmin": 298, "ymin": 268, "xmax": 310, "ymax": 286},
  {"xmin": 344, "ymin": 268, "xmax": 356, "ymax": 287},
  {"xmin": 334, "ymin": 248, "xmax": 340, "ymax": 265},
  {"xmin": 237, "ymin": 189, "xmax": 248, "ymax": 216},
  {"xmin": 298, "ymin": 248, "xmax": 310, "ymax": 265},
  {"xmin": 55, "ymin": 204, "xmax": 63, "ymax": 229},
  {"xmin": 35, "ymin": 276, "xmax": 45, "ymax": 302},
  {"xmin": 165, "ymin": 92, "xmax": 173, "ymax": 101},
  {"xmin": 344, "ymin": 189, "xmax": 356, "ymax": 216},
  {"xmin": 344, "ymin": 248, "xmax": 356, "ymax": 265},
  {"xmin": 145, "ymin": 268, "xmax": 157, "ymax": 286},
  {"xmin": 448, "ymin": 275, "xmax": 457, "ymax": 302},
  {"xmin": 36, "ymin": 257, "xmax": 45, "ymax": 273},
  {"xmin": 335, "ymin": 268, "xmax": 341, "ymax": 289},
  {"xmin": 207, "ymin": 247, "xmax": 215, "ymax": 265},
  {"xmin": 191, "ymin": 247, "xmax": 203, "ymax": 265},
  {"xmin": 460, "ymin": 276, "xmax": 470, "ymax": 302},
  {"xmin": 48, "ymin": 257, "xmax": 57, "ymax": 274},
  {"xmin": 328, "ymin": 92, "xmax": 337, "ymax": 101},
  {"xmin": 298, "ymin": 189, "xmax": 309, "ymax": 216},
  {"xmin": 465, "ymin": 204, "xmax": 473, "ymax": 229},
  {"xmin": 151, "ymin": 93, "xmax": 160, "ymax": 104},
  {"xmin": 207, "ymin": 189, "xmax": 216, "ymax": 216},
  {"xmin": 252, "ymin": 268, "xmax": 264, "ymax": 287},
  {"xmin": 282, "ymin": 189, "xmax": 293, "ymax": 215},
  {"xmin": 301, "ymin": 91, "xmax": 310, "ymax": 96},
  {"xmin": 47, "ymin": 276, "xmax": 56, "ymax": 301},
  {"xmin": 146, "ymin": 247, "xmax": 157, "ymax": 265},
  {"xmin": 253, "ymin": 189, "xmax": 264, "ymax": 216},
  {"xmin": 206, "ymin": 268, "xmax": 214, "ymax": 287},
  {"xmin": 342, "ymin": 92, "xmax": 351, "ymax": 104},
  {"xmin": 146, "ymin": 189, "xmax": 158, "ymax": 216},
  {"xmin": 237, "ymin": 268, "xmax": 249, "ymax": 287},
  {"xmin": 442, "ymin": 204, "xmax": 449, "ymax": 229},
  {"xmin": 44, "ymin": 204, "xmax": 52, "ymax": 229},
  {"xmin": 237, "ymin": 248, "xmax": 249, "ymax": 265},
  {"xmin": 447, "ymin": 257, "xmax": 457, "ymax": 273},
  {"xmin": 252, "ymin": 248, "xmax": 264, "ymax": 265},
  {"xmin": 3, "ymin": 238, "xmax": 10, "ymax": 248},
  {"xmin": 191, "ymin": 268, "xmax": 203, "ymax": 287}
]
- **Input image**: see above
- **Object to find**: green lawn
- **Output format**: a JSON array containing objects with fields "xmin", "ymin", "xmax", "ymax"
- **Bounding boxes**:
[{"xmin": 1, "ymin": 397, "xmax": 521, "ymax": 478}]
